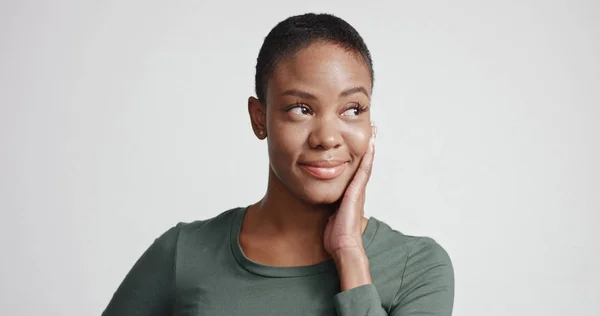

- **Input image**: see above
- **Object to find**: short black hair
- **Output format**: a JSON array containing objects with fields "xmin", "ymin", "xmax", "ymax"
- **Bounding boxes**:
[{"xmin": 254, "ymin": 13, "xmax": 374, "ymax": 104}]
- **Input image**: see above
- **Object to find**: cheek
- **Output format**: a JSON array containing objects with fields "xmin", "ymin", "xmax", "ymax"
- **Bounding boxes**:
[
  {"xmin": 267, "ymin": 122, "xmax": 305, "ymax": 162},
  {"xmin": 343, "ymin": 125, "xmax": 371, "ymax": 158}
]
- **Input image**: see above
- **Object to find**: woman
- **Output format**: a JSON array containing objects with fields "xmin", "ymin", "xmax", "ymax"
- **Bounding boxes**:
[{"xmin": 103, "ymin": 13, "xmax": 454, "ymax": 316}]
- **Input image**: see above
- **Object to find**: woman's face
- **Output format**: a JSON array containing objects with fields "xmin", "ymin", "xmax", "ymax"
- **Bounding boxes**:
[{"xmin": 250, "ymin": 42, "xmax": 373, "ymax": 205}]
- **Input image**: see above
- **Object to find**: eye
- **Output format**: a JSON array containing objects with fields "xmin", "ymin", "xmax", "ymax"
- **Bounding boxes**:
[
  {"xmin": 287, "ymin": 103, "xmax": 312, "ymax": 115},
  {"xmin": 341, "ymin": 104, "xmax": 368, "ymax": 116}
]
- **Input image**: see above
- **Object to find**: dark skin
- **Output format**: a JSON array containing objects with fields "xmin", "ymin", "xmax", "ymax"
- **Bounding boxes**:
[{"xmin": 245, "ymin": 41, "xmax": 376, "ymax": 290}]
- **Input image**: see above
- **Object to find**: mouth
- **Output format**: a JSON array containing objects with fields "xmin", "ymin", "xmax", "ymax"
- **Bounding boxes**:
[{"xmin": 298, "ymin": 160, "xmax": 347, "ymax": 180}]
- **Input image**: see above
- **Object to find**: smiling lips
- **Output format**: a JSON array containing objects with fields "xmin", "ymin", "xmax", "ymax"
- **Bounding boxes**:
[{"xmin": 298, "ymin": 160, "xmax": 347, "ymax": 180}]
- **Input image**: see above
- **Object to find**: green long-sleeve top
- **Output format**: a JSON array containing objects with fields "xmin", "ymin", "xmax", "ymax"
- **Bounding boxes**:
[{"xmin": 102, "ymin": 207, "xmax": 454, "ymax": 315}]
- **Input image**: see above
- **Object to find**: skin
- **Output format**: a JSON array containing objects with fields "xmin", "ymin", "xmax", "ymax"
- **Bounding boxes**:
[{"xmin": 245, "ymin": 41, "xmax": 376, "ymax": 291}]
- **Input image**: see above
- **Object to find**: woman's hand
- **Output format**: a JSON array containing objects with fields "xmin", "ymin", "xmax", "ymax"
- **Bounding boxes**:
[{"xmin": 324, "ymin": 124, "xmax": 376, "ymax": 290}]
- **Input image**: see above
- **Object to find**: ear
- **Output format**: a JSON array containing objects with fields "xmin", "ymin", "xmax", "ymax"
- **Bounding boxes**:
[{"xmin": 248, "ymin": 96, "xmax": 267, "ymax": 139}]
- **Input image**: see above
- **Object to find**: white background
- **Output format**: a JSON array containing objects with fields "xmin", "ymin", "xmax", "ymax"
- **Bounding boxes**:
[{"xmin": 1, "ymin": 0, "xmax": 598, "ymax": 315}]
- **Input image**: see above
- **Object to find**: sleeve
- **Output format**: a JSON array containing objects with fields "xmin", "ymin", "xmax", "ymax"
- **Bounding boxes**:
[
  {"xmin": 389, "ymin": 237, "xmax": 455, "ymax": 316},
  {"xmin": 333, "ymin": 284, "xmax": 387, "ymax": 315},
  {"xmin": 332, "ymin": 237, "xmax": 454, "ymax": 316},
  {"xmin": 101, "ymin": 225, "xmax": 181, "ymax": 316}
]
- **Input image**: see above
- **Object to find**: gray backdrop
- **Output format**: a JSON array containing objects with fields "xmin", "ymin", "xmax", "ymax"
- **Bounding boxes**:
[{"xmin": 1, "ymin": 0, "xmax": 598, "ymax": 315}]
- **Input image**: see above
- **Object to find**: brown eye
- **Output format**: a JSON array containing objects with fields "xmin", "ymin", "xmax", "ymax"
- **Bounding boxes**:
[
  {"xmin": 342, "ymin": 107, "xmax": 360, "ymax": 116},
  {"xmin": 341, "ymin": 104, "xmax": 367, "ymax": 116},
  {"xmin": 288, "ymin": 104, "xmax": 311, "ymax": 115}
]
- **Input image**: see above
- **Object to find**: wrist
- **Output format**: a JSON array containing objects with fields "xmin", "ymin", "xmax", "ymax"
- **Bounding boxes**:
[{"xmin": 331, "ymin": 246, "xmax": 366, "ymax": 262}]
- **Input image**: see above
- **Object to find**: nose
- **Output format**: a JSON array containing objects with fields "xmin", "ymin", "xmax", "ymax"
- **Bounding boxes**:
[{"xmin": 308, "ymin": 114, "xmax": 343, "ymax": 150}]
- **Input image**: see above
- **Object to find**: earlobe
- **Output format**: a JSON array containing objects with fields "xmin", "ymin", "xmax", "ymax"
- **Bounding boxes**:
[{"xmin": 248, "ymin": 96, "xmax": 267, "ymax": 139}]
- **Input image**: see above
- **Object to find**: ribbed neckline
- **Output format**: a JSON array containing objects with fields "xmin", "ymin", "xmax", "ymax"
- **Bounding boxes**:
[{"xmin": 230, "ymin": 206, "xmax": 378, "ymax": 278}]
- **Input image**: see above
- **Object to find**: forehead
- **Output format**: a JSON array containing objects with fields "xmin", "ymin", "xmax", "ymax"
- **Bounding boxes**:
[{"xmin": 268, "ymin": 42, "xmax": 372, "ymax": 96}]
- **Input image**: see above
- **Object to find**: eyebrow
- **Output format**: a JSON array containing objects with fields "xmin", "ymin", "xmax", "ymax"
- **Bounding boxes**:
[
  {"xmin": 339, "ymin": 86, "xmax": 369, "ymax": 98},
  {"xmin": 280, "ymin": 86, "xmax": 369, "ymax": 99},
  {"xmin": 281, "ymin": 89, "xmax": 317, "ymax": 100}
]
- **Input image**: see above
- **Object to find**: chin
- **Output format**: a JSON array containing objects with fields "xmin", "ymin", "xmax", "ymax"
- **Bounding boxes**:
[{"xmin": 295, "ymin": 183, "xmax": 346, "ymax": 205}]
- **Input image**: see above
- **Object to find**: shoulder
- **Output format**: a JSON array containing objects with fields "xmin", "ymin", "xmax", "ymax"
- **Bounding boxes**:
[
  {"xmin": 367, "ymin": 218, "xmax": 454, "ymax": 313},
  {"xmin": 175, "ymin": 207, "xmax": 241, "ymax": 235},
  {"xmin": 368, "ymin": 217, "xmax": 452, "ymax": 269},
  {"xmin": 152, "ymin": 207, "xmax": 241, "ymax": 245},
  {"xmin": 161, "ymin": 207, "xmax": 242, "ymax": 250},
  {"xmin": 405, "ymin": 237, "xmax": 452, "ymax": 270},
  {"xmin": 366, "ymin": 217, "xmax": 453, "ymax": 292}
]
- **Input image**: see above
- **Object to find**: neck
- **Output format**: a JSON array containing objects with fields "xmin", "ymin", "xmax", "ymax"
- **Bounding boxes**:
[{"xmin": 248, "ymin": 168, "xmax": 336, "ymax": 239}]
